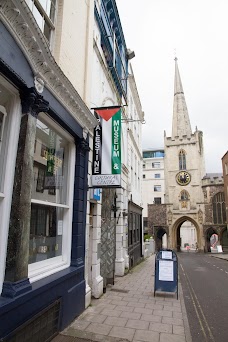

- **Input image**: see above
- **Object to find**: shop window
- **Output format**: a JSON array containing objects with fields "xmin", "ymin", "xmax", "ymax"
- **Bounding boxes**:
[
  {"xmin": 179, "ymin": 149, "xmax": 186, "ymax": 170},
  {"xmin": 128, "ymin": 212, "xmax": 133, "ymax": 246},
  {"xmin": 26, "ymin": 0, "xmax": 56, "ymax": 44},
  {"xmin": 0, "ymin": 76, "xmax": 21, "ymax": 294},
  {"xmin": 29, "ymin": 113, "xmax": 75, "ymax": 279}
]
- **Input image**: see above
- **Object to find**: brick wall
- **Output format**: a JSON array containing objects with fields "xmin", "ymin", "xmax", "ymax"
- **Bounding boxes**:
[{"xmin": 148, "ymin": 204, "xmax": 167, "ymax": 233}]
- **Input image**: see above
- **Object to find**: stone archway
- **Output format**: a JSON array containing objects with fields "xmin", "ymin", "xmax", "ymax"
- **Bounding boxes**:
[
  {"xmin": 205, "ymin": 227, "xmax": 217, "ymax": 252},
  {"xmin": 221, "ymin": 229, "xmax": 228, "ymax": 253},
  {"xmin": 171, "ymin": 216, "xmax": 201, "ymax": 251},
  {"xmin": 155, "ymin": 227, "xmax": 168, "ymax": 251}
]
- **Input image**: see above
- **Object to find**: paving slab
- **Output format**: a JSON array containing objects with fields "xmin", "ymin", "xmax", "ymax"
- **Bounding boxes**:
[
  {"xmin": 55, "ymin": 255, "xmax": 192, "ymax": 342},
  {"xmin": 109, "ymin": 326, "xmax": 135, "ymax": 340}
]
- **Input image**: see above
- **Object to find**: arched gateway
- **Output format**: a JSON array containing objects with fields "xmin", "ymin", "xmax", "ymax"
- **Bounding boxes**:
[{"xmin": 171, "ymin": 216, "xmax": 201, "ymax": 251}]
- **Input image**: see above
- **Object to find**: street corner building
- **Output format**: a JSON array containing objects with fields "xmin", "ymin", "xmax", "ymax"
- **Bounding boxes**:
[{"xmin": 0, "ymin": 1, "xmax": 98, "ymax": 340}]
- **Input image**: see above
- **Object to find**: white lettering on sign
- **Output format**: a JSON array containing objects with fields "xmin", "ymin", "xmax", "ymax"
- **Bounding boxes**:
[
  {"xmin": 93, "ymin": 125, "xmax": 102, "ymax": 174},
  {"xmin": 113, "ymin": 121, "xmax": 120, "ymax": 159},
  {"xmin": 92, "ymin": 174, "xmax": 121, "ymax": 186}
]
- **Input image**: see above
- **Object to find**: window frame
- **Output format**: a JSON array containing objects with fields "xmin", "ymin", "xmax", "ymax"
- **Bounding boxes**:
[
  {"xmin": 154, "ymin": 197, "xmax": 161, "ymax": 204},
  {"xmin": 26, "ymin": 0, "xmax": 57, "ymax": 46},
  {"xmin": 179, "ymin": 149, "xmax": 186, "ymax": 170},
  {"xmin": 28, "ymin": 112, "xmax": 76, "ymax": 282},
  {"xmin": 152, "ymin": 162, "xmax": 160, "ymax": 168},
  {"xmin": 212, "ymin": 192, "xmax": 226, "ymax": 225},
  {"xmin": 0, "ymin": 76, "xmax": 21, "ymax": 295}
]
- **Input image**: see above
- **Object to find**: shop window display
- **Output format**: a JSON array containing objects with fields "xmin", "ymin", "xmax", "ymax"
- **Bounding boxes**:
[{"xmin": 29, "ymin": 113, "xmax": 74, "ymax": 270}]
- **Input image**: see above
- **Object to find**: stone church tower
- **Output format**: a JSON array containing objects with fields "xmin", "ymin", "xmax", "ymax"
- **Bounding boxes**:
[{"xmin": 164, "ymin": 58, "xmax": 206, "ymax": 251}]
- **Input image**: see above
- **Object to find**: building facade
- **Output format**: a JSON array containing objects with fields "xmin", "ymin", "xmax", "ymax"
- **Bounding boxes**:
[
  {"xmin": 125, "ymin": 64, "xmax": 144, "ymax": 269},
  {"xmin": 0, "ymin": 0, "xmax": 98, "ymax": 339},
  {"xmin": 222, "ymin": 151, "xmax": 228, "ymax": 231},
  {"xmin": 147, "ymin": 58, "xmax": 227, "ymax": 253},
  {"xmin": 142, "ymin": 149, "xmax": 165, "ymax": 232},
  {"xmin": 85, "ymin": 0, "xmax": 144, "ymax": 305},
  {"xmin": 202, "ymin": 173, "xmax": 227, "ymax": 252}
]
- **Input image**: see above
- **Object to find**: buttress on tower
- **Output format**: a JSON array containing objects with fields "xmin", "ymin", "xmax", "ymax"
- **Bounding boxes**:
[{"xmin": 164, "ymin": 58, "xmax": 205, "ymax": 250}]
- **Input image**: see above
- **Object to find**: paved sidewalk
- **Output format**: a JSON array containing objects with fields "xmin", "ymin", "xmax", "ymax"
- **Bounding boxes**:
[
  {"xmin": 55, "ymin": 255, "xmax": 191, "ymax": 342},
  {"xmin": 209, "ymin": 253, "xmax": 228, "ymax": 261}
]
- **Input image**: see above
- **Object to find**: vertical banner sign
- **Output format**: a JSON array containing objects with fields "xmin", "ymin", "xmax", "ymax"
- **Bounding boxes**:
[
  {"xmin": 92, "ymin": 106, "xmax": 121, "ymax": 187},
  {"xmin": 112, "ymin": 109, "xmax": 121, "ymax": 174}
]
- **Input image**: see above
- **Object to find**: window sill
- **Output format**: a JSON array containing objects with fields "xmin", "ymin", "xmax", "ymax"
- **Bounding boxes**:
[{"xmin": 29, "ymin": 258, "xmax": 70, "ymax": 283}]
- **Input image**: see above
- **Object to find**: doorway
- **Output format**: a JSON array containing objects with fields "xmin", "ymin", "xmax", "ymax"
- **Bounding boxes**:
[
  {"xmin": 221, "ymin": 229, "xmax": 228, "ymax": 253},
  {"xmin": 205, "ymin": 228, "xmax": 217, "ymax": 252},
  {"xmin": 156, "ymin": 228, "xmax": 167, "ymax": 251},
  {"xmin": 176, "ymin": 219, "xmax": 198, "ymax": 252}
]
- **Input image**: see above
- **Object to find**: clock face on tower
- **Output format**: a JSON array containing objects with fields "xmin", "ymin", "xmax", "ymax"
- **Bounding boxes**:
[{"xmin": 176, "ymin": 171, "xmax": 191, "ymax": 186}]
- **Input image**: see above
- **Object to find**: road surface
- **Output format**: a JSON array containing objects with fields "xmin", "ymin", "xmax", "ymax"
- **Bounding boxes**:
[{"xmin": 179, "ymin": 253, "xmax": 228, "ymax": 342}]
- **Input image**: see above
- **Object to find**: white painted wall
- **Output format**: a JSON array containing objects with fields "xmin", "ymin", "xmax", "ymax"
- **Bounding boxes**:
[
  {"xmin": 142, "ymin": 153, "xmax": 165, "ymax": 217},
  {"xmin": 53, "ymin": 0, "xmax": 94, "ymax": 105}
]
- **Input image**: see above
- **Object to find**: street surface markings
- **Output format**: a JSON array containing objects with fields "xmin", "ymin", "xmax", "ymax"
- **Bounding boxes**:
[{"xmin": 180, "ymin": 263, "xmax": 215, "ymax": 342}]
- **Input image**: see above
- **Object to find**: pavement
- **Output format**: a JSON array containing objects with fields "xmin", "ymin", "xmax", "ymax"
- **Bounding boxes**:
[
  {"xmin": 53, "ymin": 255, "xmax": 192, "ymax": 342},
  {"xmin": 209, "ymin": 252, "xmax": 228, "ymax": 261}
]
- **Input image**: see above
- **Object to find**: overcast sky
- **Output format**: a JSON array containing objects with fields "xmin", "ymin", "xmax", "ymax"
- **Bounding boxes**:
[{"xmin": 116, "ymin": 0, "xmax": 228, "ymax": 173}]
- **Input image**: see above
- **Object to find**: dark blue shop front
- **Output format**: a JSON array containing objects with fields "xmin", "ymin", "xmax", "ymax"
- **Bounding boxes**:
[{"xmin": 0, "ymin": 17, "xmax": 93, "ymax": 340}]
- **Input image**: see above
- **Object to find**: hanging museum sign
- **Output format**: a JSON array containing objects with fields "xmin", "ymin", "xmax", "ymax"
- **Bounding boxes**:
[{"xmin": 91, "ymin": 106, "xmax": 122, "ymax": 187}]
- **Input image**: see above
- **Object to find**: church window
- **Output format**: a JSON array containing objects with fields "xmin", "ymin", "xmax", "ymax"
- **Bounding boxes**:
[
  {"xmin": 212, "ymin": 192, "xmax": 226, "ymax": 224},
  {"xmin": 179, "ymin": 149, "xmax": 186, "ymax": 170},
  {"xmin": 180, "ymin": 190, "xmax": 189, "ymax": 201}
]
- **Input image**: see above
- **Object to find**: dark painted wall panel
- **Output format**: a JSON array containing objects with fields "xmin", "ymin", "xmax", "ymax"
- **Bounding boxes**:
[
  {"xmin": 0, "ymin": 267, "xmax": 85, "ymax": 338},
  {"xmin": 0, "ymin": 22, "xmax": 34, "ymax": 87}
]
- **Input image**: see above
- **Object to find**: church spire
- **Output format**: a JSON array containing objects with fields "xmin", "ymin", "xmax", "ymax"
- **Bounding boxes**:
[{"xmin": 172, "ymin": 58, "xmax": 192, "ymax": 139}]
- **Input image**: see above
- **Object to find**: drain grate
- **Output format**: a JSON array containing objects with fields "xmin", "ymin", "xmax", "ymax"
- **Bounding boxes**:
[
  {"xmin": 2, "ymin": 299, "xmax": 61, "ymax": 342},
  {"xmin": 110, "ymin": 288, "xmax": 129, "ymax": 293}
]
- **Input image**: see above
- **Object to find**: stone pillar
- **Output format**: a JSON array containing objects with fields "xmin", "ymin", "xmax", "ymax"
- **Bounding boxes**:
[{"xmin": 2, "ymin": 88, "xmax": 49, "ymax": 298}]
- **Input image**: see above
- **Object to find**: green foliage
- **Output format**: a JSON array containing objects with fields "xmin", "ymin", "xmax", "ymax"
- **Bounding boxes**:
[{"xmin": 144, "ymin": 234, "xmax": 152, "ymax": 241}]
